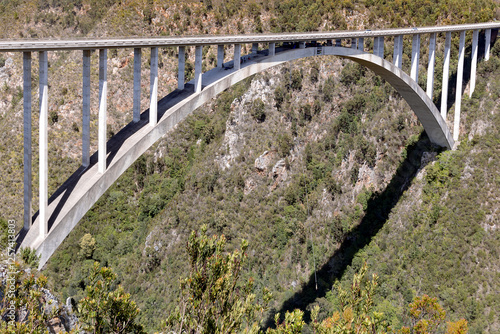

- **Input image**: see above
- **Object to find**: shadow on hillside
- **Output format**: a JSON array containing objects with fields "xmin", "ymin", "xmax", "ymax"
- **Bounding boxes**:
[{"xmin": 264, "ymin": 132, "xmax": 439, "ymax": 327}]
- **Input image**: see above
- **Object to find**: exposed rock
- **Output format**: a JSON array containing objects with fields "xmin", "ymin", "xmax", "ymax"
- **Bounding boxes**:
[{"xmin": 255, "ymin": 150, "xmax": 275, "ymax": 172}]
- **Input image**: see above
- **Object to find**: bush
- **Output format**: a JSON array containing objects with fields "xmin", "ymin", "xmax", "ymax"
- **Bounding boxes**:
[{"xmin": 251, "ymin": 98, "xmax": 266, "ymax": 122}]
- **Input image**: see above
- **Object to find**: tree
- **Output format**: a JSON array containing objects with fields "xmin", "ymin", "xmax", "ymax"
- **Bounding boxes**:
[
  {"xmin": 0, "ymin": 262, "xmax": 61, "ymax": 334},
  {"xmin": 164, "ymin": 225, "xmax": 271, "ymax": 334},
  {"xmin": 311, "ymin": 262, "xmax": 387, "ymax": 333},
  {"xmin": 78, "ymin": 262, "xmax": 145, "ymax": 334},
  {"xmin": 78, "ymin": 233, "xmax": 96, "ymax": 259}
]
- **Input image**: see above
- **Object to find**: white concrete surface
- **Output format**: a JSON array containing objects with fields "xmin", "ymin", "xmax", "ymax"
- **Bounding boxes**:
[{"xmin": 23, "ymin": 52, "xmax": 32, "ymax": 230}]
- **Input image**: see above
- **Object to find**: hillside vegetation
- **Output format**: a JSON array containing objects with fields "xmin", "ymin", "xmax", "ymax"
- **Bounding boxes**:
[{"xmin": 0, "ymin": 0, "xmax": 499, "ymax": 333}]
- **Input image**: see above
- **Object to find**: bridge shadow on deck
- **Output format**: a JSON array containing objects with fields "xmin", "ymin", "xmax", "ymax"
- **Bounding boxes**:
[
  {"xmin": 16, "ymin": 84, "xmax": 196, "ymax": 250},
  {"xmin": 264, "ymin": 133, "xmax": 439, "ymax": 327}
]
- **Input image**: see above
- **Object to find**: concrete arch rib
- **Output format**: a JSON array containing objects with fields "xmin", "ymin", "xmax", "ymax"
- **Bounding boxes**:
[{"xmin": 21, "ymin": 46, "xmax": 453, "ymax": 268}]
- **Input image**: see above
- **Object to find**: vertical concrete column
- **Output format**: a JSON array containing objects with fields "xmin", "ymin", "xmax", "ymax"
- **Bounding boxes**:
[
  {"xmin": 269, "ymin": 42, "xmax": 275, "ymax": 56},
  {"xmin": 454, "ymin": 31, "xmax": 466, "ymax": 141},
  {"xmin": 393, "ymin": 35, "xmax": 403, "ymax": 69},
  {"xmin": 194, "ymin": 45, "xmax": 203, "ymax": 93},
  {"xmin": 351, "ymin": 38, "xmax": 357, "ymax": 49},
  {"xmin": 358, "ymin": 37, "xmax": 364, "ymax": 51},
  {"xmin": 39, "ymin": 51, "xmax": 48, "ymax": 237},
  {"xmin": 326, "ymin": 40, "xmax": 333, "ymax": 46},
  {"xmin": 23, "ymin": 52, "xmax": 32, "ymax": 231},
  {"xmin": 299, "ymin": 41, "xmax": 306, "ymax": 49},
  {"xmin": 335, "ymin": 39, "xmax": 342, "ymax": 47},
  {"xmin": 378, "ymin": 37, "xmax": 384, "ymax": 58},
  {"xmin": 373, "ymin": 37, "xmax": 379, "ymax": 56},
  {"xmin": 234, "ymin": 44, "xmax": 241, "ymax": 70},
  {"xmin": 178, "ymin": 46, "xmax": 185, "ymax": 90},
  {"xmin": 470, "ymin": 30, "xmax": 479, "ymax": 97},
  {"xmin": 133, "ymin": 48, "xmax": 141, "ymax": 122},
  {"xmin": 411, "ymin": 34, "xmax": 420, "ymax": 82},
  {"xmin": 485, "ymin": 29, "xmax": 491, "ymax": 61},
  {"xmin": 426, "ymin": 33, "xmax": 436, "ymax": 99},
  {"xmin": 252, "ymin": 43, "xmax": 258, "ymax": 54},
  {"xmin": 440, "ymin": 32, "xmax": 451, "ymax": 118},
  {"xmin": 82, "ymin": 50, "xmax": 91, "ymax": 167},
  {"xmin": 149, "ymin": 47, "xmax": 158, "ymax": 125},
  {"xmin": 217, "ymin": 45, "xmax": 224, "ymax": 68},
  {"xmin": 98, "ymin": 49, "xmax": 107, "ymax": 174}
]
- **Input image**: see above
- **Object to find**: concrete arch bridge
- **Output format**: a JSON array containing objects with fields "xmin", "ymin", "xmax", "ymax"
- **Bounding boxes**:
[{"xmin": 1, "ymin": 22, "xmax": 498, "ymax": 268}]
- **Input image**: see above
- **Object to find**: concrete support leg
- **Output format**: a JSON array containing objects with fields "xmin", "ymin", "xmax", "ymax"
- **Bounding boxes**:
[
  {"xmin": 269, "ymin": 42, "xmax": 275, "ymax": 56},
  {"xmin": 351, "ymin": 38, "xmax": 357, "ymax": 49},
  {"xmin": 149, "ymin": 47, "xmax": 158, "ymax": 125},
  {"xmin": 98, "ymin": 49, "xmax": 107, "ymax": 174},
  {"xmin": 82, "ymin": 50, "xmax": 91, "ymax": 167},
  {"xmin": 335, "ymin": 39, "xmax": 342, "ymax": 47},
  {"xmin": 470, "ymin": 30, "xmax": 479, "ymax": 97},
  {"xmin": 373, "ymin": 37, "xmax": 379, "ymax": 56},
  {"xmin": 378, "ymin": 37, "xmax": 384, "ymax": 58},
  {"xmin": 133, "ymin": 48, "xmax": 141, "ymax": 122},
  {"xmin": 299, "ymin": 41, "xmax": 306, "ymax": 49},
  {"xmin": 454, "ymin": 31, "xmax": 466, "ymax": 141},
  {"xmin": 234, "ymin": 44, "xmax": 241, "ymax": 70},
  {"xmin": 393, "ymin": 35, "xmax": 403, "ymax": 69},
  {"xmin": 178, "ymin": 46, "xmax": 185, "ymax": 90},
  {"xmin": 23, "ymin": 52, "xmax": 32, "ymax": 231},
  {"xmin": 358, "ymin": 37, "xmax": 364, "ymax": 51},
  {"xmin": 411, "ymin": 34, "xmax": 421, "ymax": 82},
  {"xmin": 426, "ymin": 33, "xmax": 436, "ymax": 99},
  {"xmin": 441, "ymin": 32, "xmax": 451, "ymax": 118},
  {"xmin": 485, "ymin": 29, "xmax": 491, "ymax": 61},
  {"xmin": 39, "ymin": 51, "xmax": 48, "ymax": 237},
  {"xmin": 217, "ymin": 45, "xmax": 224, "ymax": 68},
  {"xmin": 326, "ymin": 40, "xmax": 333, "ymax": 46},
  {"xmin": 194, "ymin": 45, "xmax": 203, "ymax": 93},
  {"xmin": 252, "ymin": 43, "xmax": 258, "ymax": 54}
]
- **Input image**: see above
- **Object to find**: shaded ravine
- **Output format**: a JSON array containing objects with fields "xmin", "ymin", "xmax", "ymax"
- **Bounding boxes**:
[{"xmin": 264, "ymin": 132, "xmax": 439, "ymax": 327}]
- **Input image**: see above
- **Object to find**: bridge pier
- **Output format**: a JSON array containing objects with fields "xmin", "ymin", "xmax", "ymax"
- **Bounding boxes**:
[
  {"xmin": 83, "ymin": 50, "xmax": 91, "ymax": 167},
  {"xmin": 485, "ymin": 29, "xmax": 491, "ymax": 60},
  {"xmin": 195, "ymin": 45, "xmax": 203, "ymax": 93},
  {"xmin": 23, "ymin": 52, "xmax": 32, "ymax": 231},
  {"xmin": 269, "ymin": 42, "xmax": 275, "ymax": 56},
  {"xmin": 411, "ymin": 34, "xmax": 420, "ymax": 82},
  {"xmin": 217, "ymin": 45, "xmax": 224, "ymax": 68},
  {"xmin": 358, "ymin": 37, "xmax": 364, "ymax": 51},
  {"xmin": 336, "ymin": 39, "xmax": 342, "ymax": 47},
  {"xmin": 150, "ymin": 47, "xmax": 158, "ymax": 125},
  {"xmin": 133, "ymin": 48, "xmax": 141, "ymax": 122},
  {"xmin": 454, "ymin": 31, "xmax": 466, "ymax": 141},
  {"xmin": 441, "ymin": 32, "xmax": 451, "ymax": 118},
  {"xmin": 393, "ymin": 35, "xmax": 403, "ymax": 69},
  {"xmin": 470, "ymin": 30, "xmax": 479, "ymax": 97},
  {"xmin": 178, "ymin": 46, "xmax": 185, "ymax": 90},
  {"xmin": 39, "ymin": 51, "xmax": 48, "ymax": 237},
  {"xmin": 373, "ymin": 37, "xmax": 384, "ymax": 58},
  {"xmin": 98, "ymin": 49, "xmax": 107, "ymax": 174},
  {"xmin": 351, "ymin": 38, "xmax": 357, "ymax": 49},
  {"xmin": 299, "ymin": 41, "xmax": 306, "ymax": 49},
  {"xmin": 252, "ymin": 43, "xmax": 258, "ymax": 54},
  {"xmin": 234, "ymin": 44, "xmax": 241, "ymax": 70},
  {"xmin": 426, "ymin": 33, "xmax": 436, "ymax": 99}
]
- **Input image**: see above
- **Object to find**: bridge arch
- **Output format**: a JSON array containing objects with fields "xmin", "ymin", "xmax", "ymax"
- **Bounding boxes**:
[{"xmin": 20, "ymin": 45, "xmax": 453, "ymax": 268}]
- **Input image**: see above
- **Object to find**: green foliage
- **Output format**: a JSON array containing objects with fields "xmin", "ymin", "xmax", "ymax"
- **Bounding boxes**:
[
  {"xmin": 78, "ymin": 233, "xmax": 96, "ymax": 259},
  {"xmin": 20, "ymin": 247, "xmax": 40, "ymax": 268},
  {"xmin": 165, "ymin": 226, "xmax": 271, "ymax": 334},
  {"xmin": 311, "ymin": 262, "xmax": 387, "ymax": 333},
  {"xmin": 290, "ymin": 69, "xmax": 303, "ymax": 91},
  {"xmin": 251, "ymin": 98, "xmax": 266, "ymax": 122},
  {"xmin": 266, "ymin": 309, "xmax": 305, "ymax": 334},
  {"xmin": 0, "ymin": 263, "xmax": 59, "ymax": 333},
  {"xmin": 78, "ymin": 262, "xmax": 145, "ymax": 334}
]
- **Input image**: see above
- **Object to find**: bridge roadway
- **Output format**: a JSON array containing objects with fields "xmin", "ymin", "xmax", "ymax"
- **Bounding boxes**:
[{"xmin": 1, "ymin": 22, "xmax": 500, "ymax": 51}]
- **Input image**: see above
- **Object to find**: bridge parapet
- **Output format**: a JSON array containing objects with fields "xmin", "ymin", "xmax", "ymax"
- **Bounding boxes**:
[{"xmin": 2, "ymin": 22, "xmax": 498, "ymax": 267}]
